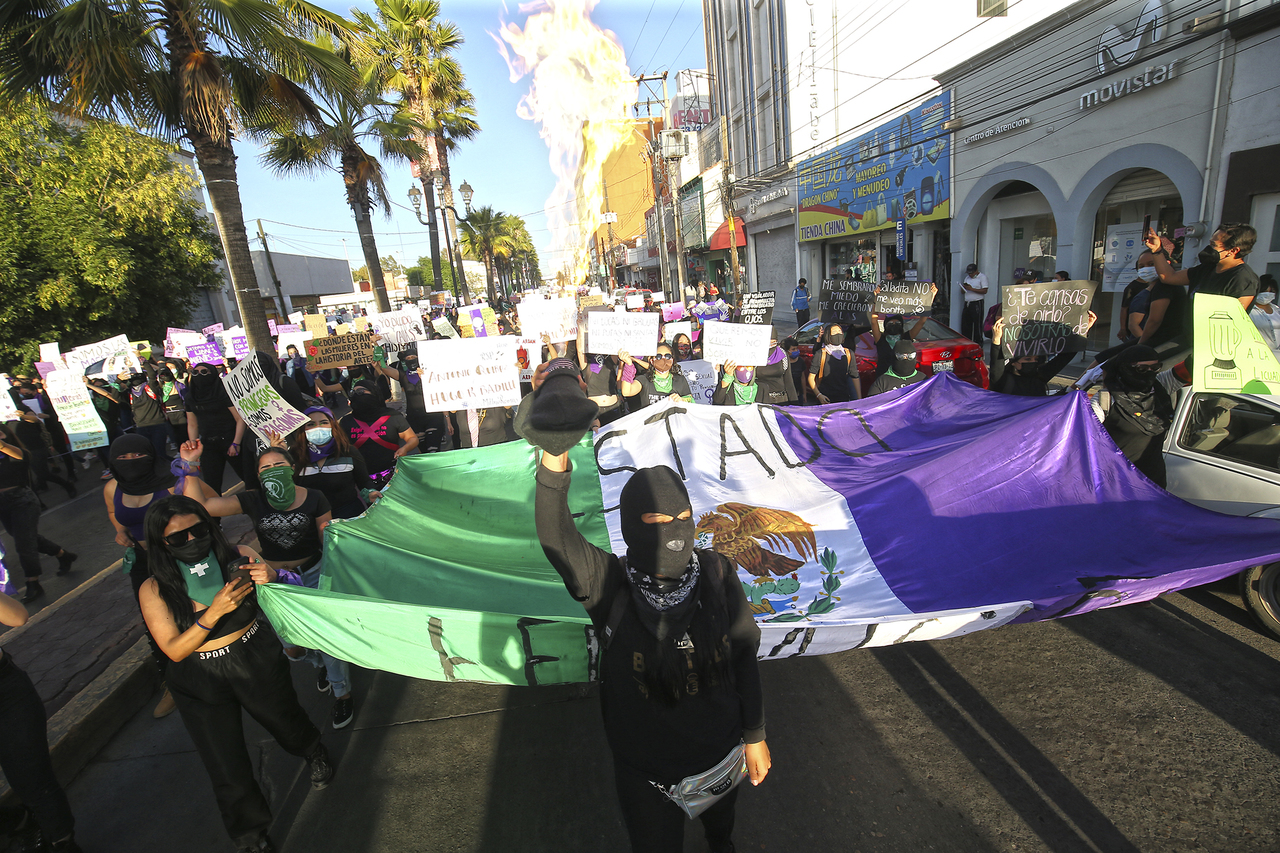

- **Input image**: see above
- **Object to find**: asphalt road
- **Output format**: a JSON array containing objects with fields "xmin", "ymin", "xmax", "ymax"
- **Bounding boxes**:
[{"xmin": 60, "ymin": 577, "xmax": 1280, "ymax": 853}]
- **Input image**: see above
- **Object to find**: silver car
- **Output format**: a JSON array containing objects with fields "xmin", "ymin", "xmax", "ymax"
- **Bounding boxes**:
[{"xmin": 1164, "ymin": 390, "xmax": 1280, "ymax": 636}]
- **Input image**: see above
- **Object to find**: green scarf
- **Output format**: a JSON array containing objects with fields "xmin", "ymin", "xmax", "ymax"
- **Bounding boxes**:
[
  {"xmin": 176, "ymin": 551, "xmax": 225, "ymax": 608},
  {"xmin": 259, "ymin": 466, "xmax": 297, "ymax": 510},
  {"xmin": 733, "ymin": 382, "xmax": 758, "ymax": 405},
  {"xmin": 652, "ymin": 371, "xmax": 673, "ymax": 395}
]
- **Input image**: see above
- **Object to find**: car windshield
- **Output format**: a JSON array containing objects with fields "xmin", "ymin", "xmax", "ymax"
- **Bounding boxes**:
[{"xmin": 913, "ymin": 318, "xmax": 969, "ymax": 343}]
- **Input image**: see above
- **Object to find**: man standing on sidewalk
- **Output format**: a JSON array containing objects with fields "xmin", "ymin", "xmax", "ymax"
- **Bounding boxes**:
[
  {"xmin": 960, "ymin": 263, "xmax": 989, "ymax": 344},
  {"xmin": 792, "ymin": 278, "xmax": 811, "ymax": 328}
]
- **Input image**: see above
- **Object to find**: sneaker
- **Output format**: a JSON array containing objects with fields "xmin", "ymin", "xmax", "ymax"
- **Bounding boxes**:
[
  {"xmin": 56, "ymin": 550, "xmax": 77, "ymax": 575},
  {"xmin": 153, "ymin": 686, "xmax": 176, "ymax": 718},
  {"xmin": 332, "ymin": 696, "xmax": 354, "ymax": 730},
  {"xmin": 317, "ymin": 668, "xmax": 331, "ymax": 694},
  {"xmin": 100, "ymin": 470, "xmax": 114, "ymax": 480},
  {"xmin": 307, "ymin": 744, "xmax": 334, "ymax": 790},
  {"xmin": 21, "ymin": 582, "xmax": 43, "ymax": 604}
]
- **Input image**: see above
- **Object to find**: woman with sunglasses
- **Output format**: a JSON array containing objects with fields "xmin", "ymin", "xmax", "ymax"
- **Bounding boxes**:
[
  {"xmin": 184, "ymin": 362, "xmax": 245, "ymax": 493},
  {"xmin": 139, "ymin": 495, "xmax": 333, "ymax": 853},
  {"xmin": 617, "ymin": 343, "xmax": 693, "ymax": 411}
]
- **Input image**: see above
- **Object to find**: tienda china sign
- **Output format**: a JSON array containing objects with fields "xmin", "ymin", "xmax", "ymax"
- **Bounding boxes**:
[{"xmin": 797, "ymin": 92, "xmax": 951, "ymax": 241}]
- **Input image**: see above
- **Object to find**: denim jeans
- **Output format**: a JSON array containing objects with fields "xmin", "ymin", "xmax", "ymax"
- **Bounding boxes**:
[{"xmin": 281, "ymin": 563, "xmax": 352, "ymax": 698}]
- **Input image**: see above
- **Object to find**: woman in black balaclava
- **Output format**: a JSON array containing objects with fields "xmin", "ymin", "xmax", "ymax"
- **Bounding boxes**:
[
  {"xmin": 183, "ymin": 362, "xmax": 246, "ymax": 493},
  {"xmin": 1092, "ymin": 345, "xmax": 1182, "ymax": 487},
  {"xmin": 534, "ymin": 410, "xmax": 770, "ymax": 852}
]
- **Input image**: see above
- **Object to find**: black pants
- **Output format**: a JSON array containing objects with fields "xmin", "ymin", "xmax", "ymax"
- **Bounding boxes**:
[
  {"xmin": 406, "ymin": 410, "xmax": 447, "ymax": 454},
  {"xmin": 198, "ymin": 434, "xmax": 245, "ymax": 495},
  {"xmin": 25, "ymin": 446, "xmax": 73, "ymax": 494},
  {"xmin": 134, "ymin": 423, "xmax": 171, "ymax": 461},
  {"xmin": 0, "ymin": 655, "xmax": 74, "ymax": 841},
  {"xmin": 0, "ymin": 487, "xmax": 61, "ymax": 578},
  {"xmin": 961, "ymin": 299, "xmax": 984, "ymax": 345},
  {"xmin": 613, "ymin": 759, "xmax": 739, "ymax": 853},
  {"xmin": 795, "ymin": 308, "xmax": 810, "ymax": 328},
  {"xmin": 167, "ymin": 621, "xmax": 322, "ymax": 849}
]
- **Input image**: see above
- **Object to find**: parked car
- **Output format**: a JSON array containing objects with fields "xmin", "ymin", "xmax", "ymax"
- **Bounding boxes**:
[
  {"xmin": 791, "ymin": 318, "xmax": 990, "ymax": 391},
  {"xmin": 617, "ymin": 287, "xmax": 655, "ymax": 310},
  {"xmin": 1163, "ymin": 389, "xmax": 1280, "ymax": 638}
]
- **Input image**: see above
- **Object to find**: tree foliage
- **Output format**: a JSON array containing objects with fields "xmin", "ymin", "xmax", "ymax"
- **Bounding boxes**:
[{"xmin": 0, "ymin": 100, "xmax": 223, "ymax": 370}]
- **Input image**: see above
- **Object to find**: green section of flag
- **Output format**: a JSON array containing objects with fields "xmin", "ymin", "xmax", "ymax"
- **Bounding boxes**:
[{"xmin": 258, "ymin": 437, "xmax": 607, "ymax": 685}]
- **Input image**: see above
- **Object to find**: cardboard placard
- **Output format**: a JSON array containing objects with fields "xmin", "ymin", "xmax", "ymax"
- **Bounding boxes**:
[
  {"xmin": 222, "ymin": 354, "xmax": 310, "ymax": 444},
  {"xmin": 354, "ymin": 317, "xmax": 370, "ymax": 332},
  {"xmin": 587, "ymin": 311, "xmax": 660, "ymax": 356},
  {"xmin": 303, "ymin": 314, "xmax": 329, "ymax": 337},
  {"xmin": 819, "ymin": 278, "xmax": 876, "ymax": 322},
  {"xmin": 1192, "ymin": 293, "xmax": 1280, "ymax": 394},
  {"xmin": 739, "ymin": 291, "xmax": 776, "ymax": 325},
  {"xmin": 45, "ymin": 369, "xmax": 108, "ymax": 450},
  {"xmin": 184, "ymin": 342, "xmax": 225, "ymax": 365},
  {"xmin": 369, "ymin": 308, "xmax": 425, "ymax": 351},
  {"xmin": 306, "ymin": 332, "xmax": 376, "ymax": 370},
  {"xmin": 873, "ymin": 280, "xmax": 936, "ymax": 316},
  {"xmin": 578, "ymin": 293, "xmax": 604, "ymax": 310},
  {"xmin": 702, "ymin": 320, "xmax": 772, "ymax": 367},
  {"xmin": 67, "ymin": 334, "xmax": 139, "ymax": 378},
  {"xmin": 1001, "ymin": 280, "xmax": 1098, "ymax": 358},
  {"xmin": 336, "ymin": 324, "xmax": 350, "ymax": 335},
  {"xmin": 415, "ymin": 337, "xmax": 521, "ymax": 411},
  {"xmin": 517, "ymin": 297, "xmax": 578, "ymax": 343},
  {"xmin": 678, "ymin": 359, "xmax": 718, "ymax": 405}
]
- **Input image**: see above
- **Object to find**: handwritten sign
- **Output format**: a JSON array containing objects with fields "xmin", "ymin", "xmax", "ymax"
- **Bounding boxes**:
[
  {"xmin": 354, "ymin": 317, "xmax": 370, "ymax": 332},
  {"xmin": 1193, "ymin": 293, "xmax": 1280, "ymax": 394},
  {"xmin": 587, "ymin": 311, "xmax": 659, "ymax": 356},
  {"xmin": 216, "ymin": 331, "xmax": 250, "ymax": 360},
  {"xmin": 626, "ymin": 293, "xmax": 645, "ymax": 310},
  {"xmin": 222, "ymin": 354, "xmax": 309, "ymax": 444},
  {"xmin": 517, "ymin": 297, "xmax": 578, "ymax": 343},
  {"xmin": 664, "ymin": 321, "xmax": 692, "ymax": 345},
  {"xmin": 45, "ymin": 370, "xmax": 108, "ymax": 450},
  {"xmin": 873, "ymin": 281, "xmax": 936, "ymax": 316},
  {"xmin": 303, "ymin": 314, "xmax": 329, "ymax": 337},
  {"xmin": 38, "ymin": 342, "xmax": 60, "ymax": 364},
  {"xmin": 1001, "ymin": 280, "xmax": 1097, "ymax": 358},
  {"xmin": 432, "ymin": 317, "xmax": 458, "ymax": 339},
  {"xmin": 819, "ymin": 278, "xmax": 876, "ymax": 323},
  {"xmin": 415, "ymin": 337, "xmax": 521, "ymax": 411},
  {"xmin": 662, "ymin": 302, "xmax": 687, "ymax": 322},
  {"xmin": 275, "ymin": 324, "xmax": 301, "ymax": 335},
  {"xmin": 268, "ymin": 319, "xmax": 277, "ymax": 336},
  {"xmin": 201, "ymin": 322, "xmax": 224, "ymax": 336},
  {"xmin": 369, "ymin": 308, "xmax": 424, "ymax": 351},
  {"xmin": 702, "ymin": 320, "xmax": 772, "ymax": 366},
  {"xmin": 578, "ymin": 293, "xmax": 604, "ymax": 310},
  {"xmin": 165, "ymin": 331, "xmax": 205, "ymax": 358},
  {"xmin": 67, "ymin": 334, "xmax": 139, "ymax": 378},
  {"xmin": 307, "ymin": 332, "xmax": 376, "ymax": 370},
  {"xmin": 679, "ymin": 359, "xmax": 718, "ymax": 405},
  {"xmin": 184, "ymin": 342, "xmax": 225, "ymax": 366},
  {"xmin": 738, "ymin": 291, "xmax": 776, "ymax": 325},
  {"xmin": 35, "ymin": 361, "xmax": 59, "ymax": 380}
]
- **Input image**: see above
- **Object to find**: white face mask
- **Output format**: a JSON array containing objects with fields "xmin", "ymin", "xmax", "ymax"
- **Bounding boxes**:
[
  {"xmin": 1255, "ymin": 291, "xmax": 1276, "ymax": 306},
  {"xmin": 1136, "ymin": 267, "xmax": 1159, "ymax": 282}
]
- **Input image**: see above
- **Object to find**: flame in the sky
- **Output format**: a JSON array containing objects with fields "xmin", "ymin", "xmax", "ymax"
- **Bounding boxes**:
[{"xmin": 497, "ymin": 0, "xmax": 636, "ymax": 284}]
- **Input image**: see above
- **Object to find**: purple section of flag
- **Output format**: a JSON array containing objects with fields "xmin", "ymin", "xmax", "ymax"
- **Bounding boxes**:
[{"xmin": 775, "ymin": 374, "xmax": 1280, "ymax": 621}]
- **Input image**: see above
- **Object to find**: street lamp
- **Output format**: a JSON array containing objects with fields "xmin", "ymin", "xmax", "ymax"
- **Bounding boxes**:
[
  {"xmin": 459, "ymin": 180, "xmax": 474, "ymax": 214},
  {"xmin": 406, "ymin": 180, "xmax": 446, "ymax": 301}
]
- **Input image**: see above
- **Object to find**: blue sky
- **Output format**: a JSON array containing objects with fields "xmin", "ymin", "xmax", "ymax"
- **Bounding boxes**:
[{"xmin": 232, "ymin": 0, "xmax": 706, "ymax": 277}]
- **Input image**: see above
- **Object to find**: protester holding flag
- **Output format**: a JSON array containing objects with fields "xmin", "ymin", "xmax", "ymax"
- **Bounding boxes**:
[
  {"xmin": 1090, "ymin": 345, "xmax": 1186, "ymax": 488},
  {"xmin": 184, "ymin": 362, "xmax": 246, "ymax": 494},
  {"xmin": 375, "ymin": 346, "xmax": 448, "ymax": 454},
  {"xmin": 339, "ymin": 383, "xmax": 417, "ymax": 489},
  {"xmin": 138, "ymin": 495, "xmax": 333, "ymax": 853},
  {"xmin": 753, "ymin": 328, "xmax": 797, "ymax": 406},
  {"xmin": 533, "ymin": 375, "xmax": 769, "ymax": 852},
  {"xmin": 0, "ymin": 424, "xmax": 75, "ymax": 603},
  {"xmin": 618, "ymin": 344, "xmax": 693, "ymax": 410},
  {"xmin": 808, "ymin": 324, "xmax": 860, "ymax": 403},
  {"xmin": 713, "ymin": 361, "xmax": 761, "ymax": 406}
]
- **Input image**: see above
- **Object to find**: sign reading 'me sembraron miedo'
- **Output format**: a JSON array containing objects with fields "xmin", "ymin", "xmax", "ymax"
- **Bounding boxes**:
[{"xmin": 798, "ymin": 91, "xmax": 951, "ymax": 242}]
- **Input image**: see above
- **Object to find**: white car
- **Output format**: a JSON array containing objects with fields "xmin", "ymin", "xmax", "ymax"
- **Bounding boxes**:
[{"xmin": 1163, "ymin": 389, "xmax": 1280, "ymax": 637}]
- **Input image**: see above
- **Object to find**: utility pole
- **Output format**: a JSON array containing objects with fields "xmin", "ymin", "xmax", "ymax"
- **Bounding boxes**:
[
  {"xmin": 660, "ymin": 73, "xmax": 690, "ymax": 302},
  {"xmin": 636, "ymin": 72, "xmax": 674, "ymax": 301},
  {"xmin": 603, "ymin": 176, "xmax": 616, "ymax": 292},
  {"xmin": 720, "ymin": 118, "xmax": 743, "ymax": 296},
  {"xmin": 256, "ymin": 220, "xmax": 288, "ymax": 320}
]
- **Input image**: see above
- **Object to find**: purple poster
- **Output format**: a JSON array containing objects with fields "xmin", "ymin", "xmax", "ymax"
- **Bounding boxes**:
[{"xmin": 184, "ymin": 342, "xmax": 225, "ymax": 365}]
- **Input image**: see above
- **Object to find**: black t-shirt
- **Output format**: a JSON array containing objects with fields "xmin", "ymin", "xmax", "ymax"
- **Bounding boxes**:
[
  {"xmin": 184, "ymin": 386, "xmax": 237, "ymax": 438},
  {"xmin": 1121, "ymin": 278, "xmax": 1148, "ymax": 309},
  {"xmin": 296, "ymin": 451, "xmax": 369, "ymax": 518},
  {"xmin": 0, "ymin": 452, "xmax": 28, "ymax": 490},
  {"xmin": 1144, "ymin": 282, "xmax": 1187, "ymax": 348},
  {"xmin": 459, "ymin": 407, "xmax": 516, "ymax": 448},
  {"xmin": 632, "ymin": 373, "xmax": 693, "ymax": 408},
  {"xmin": 237, "ymin": 488, "xmax": 331, "ymax": 561},
  {"xmin": 340, "ymin": 410, "xmax": 411, "ymax": 477},
  {"xmin": 809, "ymin": 347, "xmax": 854, "ymax": 402},
  {"xmin": 1186, "ymin": 261, "xmax": 1260, "ymax": 339},
  {"xmin": 127, "ymin": 382, "xmax": 167, "ymax": 427},
  {"xmin": 1127, "ymin": 289, "xmax": 1152, "ymax": 328},
  {"xmin": 869, "ymin": 371, "xmax": 925, "ymax": 396},
  {"xmin": 754, "ymin": 354, "xmax": 796, "ymax": 406}
]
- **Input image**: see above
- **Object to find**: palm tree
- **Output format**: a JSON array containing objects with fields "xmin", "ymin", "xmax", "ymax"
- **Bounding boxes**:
[
  {"xmin": 253, "ymin": 43, "xmax": 424, "ymax": 313},
  {"xmin": 0, "ymin": 0, "xmax": 357, "ymax": 351},
  {"xmin": 458, "ymin": 206, "xmax": 515, "ymax": 303}
]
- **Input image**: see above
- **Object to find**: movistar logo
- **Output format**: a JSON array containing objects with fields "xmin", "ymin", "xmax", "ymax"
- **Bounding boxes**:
[{"xmin": 1096, "ymin": 0, "xmax": 1170, "ymax": 74}]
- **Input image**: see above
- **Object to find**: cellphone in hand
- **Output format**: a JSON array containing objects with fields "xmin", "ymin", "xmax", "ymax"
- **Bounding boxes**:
[
  {"xmin": 226, "ymin": 556, "xmax": 253, "ymax": 589},
  {"xmin": 1142, "ymin": 214, "xmax": 1152, "ymax": 239}
]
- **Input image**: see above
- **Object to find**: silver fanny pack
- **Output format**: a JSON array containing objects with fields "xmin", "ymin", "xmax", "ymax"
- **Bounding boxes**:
[{"xmin": 652, "ymin": 742, "xmax": 748, "ymax": 819}]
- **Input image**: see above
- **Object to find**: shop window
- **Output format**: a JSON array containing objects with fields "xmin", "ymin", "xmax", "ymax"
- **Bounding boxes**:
[
  {"xmin": 978, "ymin": 0, "xmax": 1007, "ymax": 16},
  {"xmin": 826, "ymin": 238, "xmax": 876, "ymax": 281}
]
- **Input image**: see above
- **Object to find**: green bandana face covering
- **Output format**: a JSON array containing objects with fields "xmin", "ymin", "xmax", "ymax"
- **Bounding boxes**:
[
  {"xmin": 652, "ymin": 372, "xmax": 673, "ymax": 395},
  {"xmin": 176, "ymin": 551, "xmax": 225, "ymax": 608},
  {"xmin": 733, "ymin": 382, "xmax": 758, "ymax": 406},
  {"xmin": 259, "ymin": 466, "xmax": 296, "ymax": 510}
]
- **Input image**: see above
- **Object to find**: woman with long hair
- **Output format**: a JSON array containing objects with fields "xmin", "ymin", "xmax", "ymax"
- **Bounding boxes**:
[
  {"xmin": 184, "ymin": 361, "xmax": 245, "ymax": 494},
  {"xmin": 288, "ymin": 406, "xmax": 378, "ymax": 520},
  {"xmin": 670, "ymin": 333, "xmax": 695, "ymax": 363},
  {"xmin": 618, "ymin": 343, "xmax": 694, "ymax": 411},
  {"xmin": 139, "ymin": 495, "xmax": 332, "ymax": 853}
]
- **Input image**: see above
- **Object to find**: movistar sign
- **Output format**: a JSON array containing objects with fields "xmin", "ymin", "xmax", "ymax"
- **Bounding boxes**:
[{"xmin": 1096, "ymin": 0, "xmax": 1170, "ymax": 74}]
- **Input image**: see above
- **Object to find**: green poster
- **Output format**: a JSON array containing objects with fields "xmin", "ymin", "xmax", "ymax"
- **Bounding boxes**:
[{"xmin": 1193, "ymin": 293, "xmax": 1280, "ymax": 395}]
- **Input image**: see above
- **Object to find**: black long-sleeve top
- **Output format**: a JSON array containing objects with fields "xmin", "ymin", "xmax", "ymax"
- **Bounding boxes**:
[
  {"xmin": 535, "ymin": 462, "xmax": 765, "ymax": 782},
  {"xmin": 989, "ymin": 348, "xmax": 1078, "ymax": 396}
]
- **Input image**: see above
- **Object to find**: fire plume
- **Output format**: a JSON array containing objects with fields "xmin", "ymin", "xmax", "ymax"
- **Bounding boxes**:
[{"xmin": 497, "ymin": 0, "xmax": 636, "ymax": 284}]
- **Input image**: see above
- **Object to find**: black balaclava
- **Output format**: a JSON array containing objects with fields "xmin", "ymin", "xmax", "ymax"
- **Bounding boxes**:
[
  {"xmin": 349, "ymin": 381, "xmax": 382, "ymax": 420},
  {"xmin": 884, "ymin": 316, "xmax": 905, "ymax": 337},
  {"xmin": 1113, "ymin": 345, "xmax": 1160, "ymax": 392},
  {"xmin": 892, "ymin": 340, "xmax": 917, "ymax": 376},
  {"xmin": 108, "ymin": 434, "xmax": 176, "ymax": 496},
  {"xmin": 619, "ymin": 466, "xmax": 695, "ymax": 581}
]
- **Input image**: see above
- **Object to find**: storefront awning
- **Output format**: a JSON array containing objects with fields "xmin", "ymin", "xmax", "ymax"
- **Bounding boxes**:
[{"xmin": 708, "ymin": 217, "xmax": 747, "ymax": 251}]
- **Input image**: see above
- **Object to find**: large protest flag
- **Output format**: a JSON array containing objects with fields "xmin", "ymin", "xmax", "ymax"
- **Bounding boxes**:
[{"xmin": 260, "ymin": 375, "xmax": 1280, "ymax": 685}]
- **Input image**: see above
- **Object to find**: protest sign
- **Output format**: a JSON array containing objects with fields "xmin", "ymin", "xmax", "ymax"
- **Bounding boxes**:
[
  {"xmin": 369, "ymin": 308, "xmax": 424, "ymax": 351},
  {"xmin": 662, "ymin": 302, "xmax": 686, "ymax": 322},
  {"xmin": 0, "ymin": 386, "xmax": 16, "ymax": 421},
  {"xmin": 587, "ymin": 311, "xmax": 659, "ymax": 355},
  {"xmin": 165, "ymin": 331, "xmax": 205, "ymax": 358},
  {"xmin": 738, "ymin": 291, "xmax": 776, "ymax": 325},
  {"xmin": 288, "ymin": 311, "xmax": 304, "ymax": 325},
  {"xmin": 303, "ymin": 314, "xmax": 329, "ymax": 337},
  {"xmin": 1001, "ymin": 280, "xmax": 1097, "ymax": 359},
  {"xmin": 45, "ymin": 370, "xmax": 108, "ymax": 451},
  {"xmin": 268, "ymin": 319, "xmax": 278, "ymax": 336},
  {"xmin": 819, "ymin": 278, "xmax": 876, "ymax": 323},
  {"xmin": 432, "ymin": 317, "xmax": 458, "ymax": 338},
  {"xmin": 625, "ymin": 293, "xmax": 645, "ymax": 310},
  {"xmin": 202, "ymin": 323, "xmax": 224, "ymax": 336},
  {"xmin": 517, "ymin": 297, "xmax": 578, "ymax": 343},
  {"xmin": 664, "ymin": 321, "xmax": 692, "ymax": 345},
  {"xmin": 515, "ymin": 337, "xmax": 540, "ymax": 381},
  {"xmin": 702, "ymin": 320, "xmax": 772, "ymax": 366},
  {"xmin": 222, "ymin": 354, "xmax": 309, "ymax": 444},
  {"xmin": 216, "ymin": 330, "xmax": 250, "ymax": 360},
  {"xmin": 307, "ymin": 332, "xmax": 376, "ymax": 370},
  {"xmin": 415, "ymin": 337, "xmax": 521, "ymax": 411},
  {"xmin": 336, "ymin": 323, "xmax": 350, "ymax": 335},
  {"xmin": 276, "ymin": 331, "xmax": 312, "ymax": 358},
  {"xmin": 67, "ymin": 334, "xmax": 139, "ymax": 378},
  {"xmin": 578, "ymin": 293, "xmax": 604, "ymax": 310},
  {"xmin": 354, "ymin": 317, "xmax": 370, "ymax": 332},
  {"xmin": 652, "ymin": 292, "xmax": 666, "ymax": 303},
  {"xmin": 1193, "ymin": 293, "xmax": 1280, "ymax": 394},
  {"xmin": 38, "ymin": 343, "xmax": 60, "ymax": 364},
  {"xmin": 458, "ymin": 304, "xmax": 499, "ymax": 338},
  {"xmin": 873, "ymin": 281, "xmax": 936, "ymax": 316},
  {"xmin": 166, "ymin": 326, "xmax": 198, "ymax": 340},
  {"xmin": 276, "ymin": 324, "xmax": 301, "ymax": 335},
  {"xmin": 679, "ymin": 359, "xmax": 718, "ymax": 405},
  {"xmin": 35, "ymin": 361, "xmax": 59, "ymax": 380},
  {"xmin": 184, "ymin": 342, "xmax": 225, "ymax": 366}
]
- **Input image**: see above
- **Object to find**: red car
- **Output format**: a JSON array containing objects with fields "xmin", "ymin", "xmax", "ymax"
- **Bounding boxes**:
[{"xmin": 791, "ymin": 318, "xmax": 989, "ymax": 391}]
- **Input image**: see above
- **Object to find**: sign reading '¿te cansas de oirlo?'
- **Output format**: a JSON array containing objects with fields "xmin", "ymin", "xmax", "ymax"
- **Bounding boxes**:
[
  {"xmin": 1001, "ymin": 280, "xmax": 1098, "ymax": 359},
  {"xmin": 222, "ymin": 354, "xmax": 310, "ymax": 445},
  {"xmin": 414, "ymin": 337, "xmax": 521, "ymax": 412},
  {"xmin": 306, "ymin": 332, "xmax": 376, "ymax": 371}
]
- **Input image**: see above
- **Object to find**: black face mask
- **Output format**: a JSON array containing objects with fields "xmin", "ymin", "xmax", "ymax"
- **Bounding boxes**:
[
  {"xmin": 112, "ymin": 457, "xmax": 154, "ymax": 483},
  {"xmin": 619, "ymin": 467, "xmax": 695, "ymax": 579},
  {"xmin": 350, "ymin": 393, "xmax": 379, "ymax": 418},
  {"xmin": 1015, "ymin": 360, "xmax": 1039, "ymax": 375},
  {"xmin": 1118, "ymin": 363, "xmax": 1159, "ymax": 392},
  {"xmin": 894, "ymin": 356, "xmax": 916, "ymax": 376},
  {"xmin": 1197, "ymin": 245, "xmax": 1221, "ymax": 267},
  {"xmin": 130, "ymin": 375, "xmax": 147, "ymax": 387},
  {"xmin": 402, "ymin": 358, "xmax": 419, "ymax": 372},
  {"xmin": 828, "ymin": 333, "xmax": 844, "ymax": 346},
  {"xmin": 169, "ymin": 534, "xmax": 214, "ymax": 564},
  {"xmin": 158, "ymin": 370, "xmax": 174, "ymax": 382},
  {"xmin": 884, "ymin": 322, "xmax": 904, "ymax": 336}
]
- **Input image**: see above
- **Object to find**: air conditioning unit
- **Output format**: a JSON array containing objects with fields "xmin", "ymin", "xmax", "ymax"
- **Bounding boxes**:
[{"xmin": 661, "ymin": 129, "xmax": 689, "ymax": 160}]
